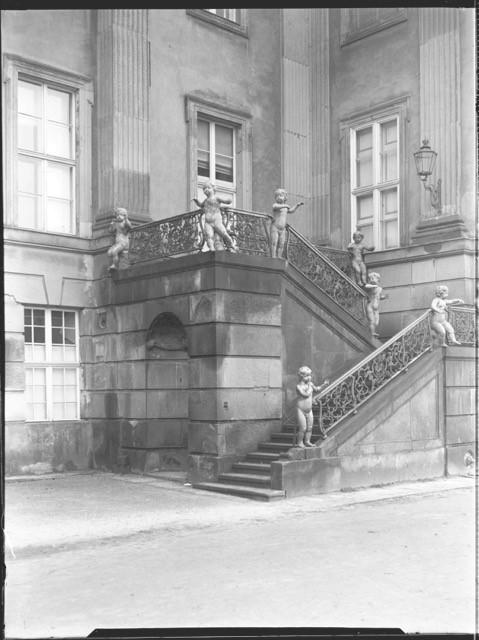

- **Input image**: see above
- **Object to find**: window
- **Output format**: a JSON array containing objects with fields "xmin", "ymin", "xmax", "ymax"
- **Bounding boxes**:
[
  {"xmin": 16, "ymin": 78, "xmax": 76, "ymax": 234},
  {"xmin": 350, "ymin": 118, "xmax": 400, "ymax": 250},
  {"xmin": 197, "ymin": 118, "xmax": 236, "ymax": 203},
  {"xmin": 204, "ymin": 9, "xmax": 241, "ymax": 24},
  {"xmin": 3, "ymin": 56, "xmax": 93, "ymax": 238},
  {"xmin": 186, "ymin": 9, "xmax": 247, "ymax": 36},
  {"xmin": 24, "ymin": 308, "xmax": 80, "ymax": 421},
  {"xmin": 340, "ymin": 8, "xmax": 407, "ymax": 45},
  {"xmin": 186, "ymin": 96, "xmax": 252, "ymax": 210}
]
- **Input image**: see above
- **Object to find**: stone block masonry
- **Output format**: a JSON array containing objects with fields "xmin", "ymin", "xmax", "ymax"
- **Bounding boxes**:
[{"xmin": 83, "ymin": 250, "xmax": 373, "ymax": 479}]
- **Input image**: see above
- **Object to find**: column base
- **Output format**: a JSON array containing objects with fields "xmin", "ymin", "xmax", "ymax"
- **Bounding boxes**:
[{"xmin": 411, "ymin": 213, "xmax": 469, "ymax": 245}]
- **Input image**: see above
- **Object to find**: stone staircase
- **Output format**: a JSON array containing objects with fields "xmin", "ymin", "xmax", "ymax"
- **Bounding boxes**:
[{"xmin": 193, "ymin": 425, "xmax": 320, "ymax": 501}]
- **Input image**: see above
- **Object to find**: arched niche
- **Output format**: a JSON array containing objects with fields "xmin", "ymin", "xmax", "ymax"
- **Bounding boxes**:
[{"xmin": 146, "ymin": 312, "xmax": 188, "ymax": 359}]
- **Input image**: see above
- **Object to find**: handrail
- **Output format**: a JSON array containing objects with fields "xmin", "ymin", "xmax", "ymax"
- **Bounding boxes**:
[
  {"xmin": 447, "ymin": 305, "xmax": 477, "ymax": 345},
  {"xmin": 285, "ymin": 225, "xmax": 367, "ymax": 322},
  {"xmin": 312, "ymin": 309, "xmax": 434, "ymax": 437}
]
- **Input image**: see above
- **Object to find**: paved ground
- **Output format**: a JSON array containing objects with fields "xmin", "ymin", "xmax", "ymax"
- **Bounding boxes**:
[{"xmin": 4, "ymin": 472, "xmax": 477, "ymax": 637}]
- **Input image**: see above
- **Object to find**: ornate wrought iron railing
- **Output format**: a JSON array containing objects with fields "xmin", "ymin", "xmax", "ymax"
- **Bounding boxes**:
[
  {"xmin": 128, "ymin": 210, "xmax": 205, "ymax": 263},
  {"xmin": 286, "ymin": 226, "xmax": 367, "ymax": 322},
  {"xmin": 313, "ymin": 245, "xmax": 351, "ymax": 276},
  {"xmin": 447, "ymin": 305, "xmax": 477, "ymax": 345},
  {"xmin": 313, "ymin": 310, "xmax": 434, "ymax": 437},
  {"xmin": 127, "ymin": 208, "xmax": 367, "ymax": 324}
]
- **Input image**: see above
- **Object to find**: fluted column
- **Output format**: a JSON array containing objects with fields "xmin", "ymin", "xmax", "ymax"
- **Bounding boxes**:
[
  {"xmin": 418, "ymin": 8, "xmax": 459, "ymax": 218},
  {"xmin": 413, "ymin": 7, "xmax": 468, "ymax": 242},
  {"xmin": 95, "ymin": 9, "xmax": 150, "ymax": 227},
  {"xmin": 311, "ymin": 8, "xmax": 330, "ymax": 243}
]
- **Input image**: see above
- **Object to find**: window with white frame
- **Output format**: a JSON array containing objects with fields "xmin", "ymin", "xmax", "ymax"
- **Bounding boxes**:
[
  {"xmin": 350, "ymin": 117, "xmax": 400, "ymax": 250},
  {"xmin": 16, "ymin": 77, "xmax": 76, "ymax": 234},
  {"xmin": 204, "ymin": 9, "xmax": 241, "ymax": 24},
  {"xmin": 197, "ymin": 117, "xmax": 236, "ymax": 203},
  {"xmin": 24, "ymin": 308, "xmax": 80, "ymax": 421}
]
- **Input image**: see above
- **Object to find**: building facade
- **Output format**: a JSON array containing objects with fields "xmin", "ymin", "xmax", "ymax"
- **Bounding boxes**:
[{"xmin": 3, "ymin": 8, "xmax": 475, "ymax": 480}]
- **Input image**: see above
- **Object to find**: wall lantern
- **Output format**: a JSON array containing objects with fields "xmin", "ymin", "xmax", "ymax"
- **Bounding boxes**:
[{"xmin": 413, "ymin": 138, "xmax": 442, "ymax": 214}]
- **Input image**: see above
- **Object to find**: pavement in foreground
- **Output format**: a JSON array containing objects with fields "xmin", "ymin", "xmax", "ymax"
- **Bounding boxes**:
[{"xmin": 4, "ymin": 472, "xmax": 477, "ymax": 637}]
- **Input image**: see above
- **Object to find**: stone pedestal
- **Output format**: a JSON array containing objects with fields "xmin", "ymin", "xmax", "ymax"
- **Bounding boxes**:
[{"xmin": 412, "ymin": 214, "xmax": 469, "ymax": 245}]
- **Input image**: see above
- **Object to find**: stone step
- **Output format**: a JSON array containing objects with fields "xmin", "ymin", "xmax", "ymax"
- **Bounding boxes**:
[
  {"xmin": 245, "ymin": 451, "xmax": 281, "ymax": 463},
  {"xmin": 258, "ymin": 441, "xmax": 292, "ymax": 453},
  {"xmin": 232, "ymin": 461, "xmax": 272, "ymax": 475},
  {"xmin": 218, "ymin": 472, "xmax": 271, "ymax": 487},
  {"xmin": 193, "ymin": 482, "xmax": 285, "ymax": 501},
  {"xmin": 271, "ymin": 432, "xmax": 296, "ymax": 443}
]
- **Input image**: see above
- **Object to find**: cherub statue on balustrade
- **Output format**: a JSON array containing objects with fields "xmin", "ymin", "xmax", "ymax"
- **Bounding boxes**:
[
  {"xmin": 108, "ymin": 207, "xmax": 132, "ymax": 271},
  {"xmin": 364, "ymin": 271, "xmax": 388, "ymax": 338},
  {"xmin": 430, "ymin": 285, "xmax": 464, "ymax": 346},
  {"xmin": 295, "ymin": 366, "xmax": 329, "ymax": 447},
  {"xmin": 347, "ymin": 230, "xmax": 375, "ymax": 286},
  {"xmin": 270, "ymin": 188, "xmax": 304, "ymax": 258},
  {"xmin": 193, "ymin": 181, "xmax": 236, "ymax": 253}
]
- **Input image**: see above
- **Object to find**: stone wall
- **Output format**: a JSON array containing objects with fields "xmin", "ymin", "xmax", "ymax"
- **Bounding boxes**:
[{"xmin": 444, "ymin": 346, "xmax": 476, "ymax": 475}]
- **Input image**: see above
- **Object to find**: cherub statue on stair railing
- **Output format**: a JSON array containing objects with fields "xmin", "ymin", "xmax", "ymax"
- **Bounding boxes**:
[
  {"xmin": 270, "ymin": 188, "xmax": 304, "ymax": 258},
  {"xmin": 108, "ymin": 207, "xmax": 132, "ymax": 271},
  {"xmin": 364, "ymin": 271, "xmax": 388, "ymax": 338},
  {"xmin": 430, "ymin": 285, "xmax": 464, "ymax": 346},
  {"xmin": 347, "ymin": 229, "xmax": 374, "ymax": 286},
  {"xmin": 295, "ymin": 366, "xmax": 329, "ymax": 448}
]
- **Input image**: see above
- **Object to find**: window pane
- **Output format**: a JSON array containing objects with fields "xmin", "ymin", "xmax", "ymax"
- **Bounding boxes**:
[
  {"xmin": 357, "ymin": 224, "xmax": 374, "ymax": 247},
  {"xmin": 51, "ymin": 310, "xmax": 63, "ymax": 327},
  {"xmin": 382, "ymin": 219, "xmax": 398, "ymax": 248},
  {"xmin": 25, "ymin": 326, "xmax": 32, "ymax": 343},
  {"xmin": 64, "ymin": 369, "xmax": 77, "ymax": 385},
  {"xmin": 64, "ymin": 386, "xmax": 77, "ymax": 402},
  {"xmin": 381, "ymin": 188, "xmax": 398, "ymax": 217},
  {"xmin": 198, "ymin": 150, "xmax": 210, "ymax": 178},
  {"xmin": 63, "ymin": 345, "xmax": 77, "ymax": 362},
  {"xmin": 47, "ymin": 88, "xmax": 71, "ymax": 125},
  {"xmin": 32, "ymin": 344, "xmax": 46, "ymax": 360},
  {"xmin": 47, "ymin": 164, "xmax": 72, "ymax": 199},
  {"xmin": 33, "ymin": 368, "xmax": 46, "ymax": 385},
  {"xmin": 64, "ymin": 312, "xmax": 75, "ymax": 327},
  {"xmin": 46, "ymin": 123, "xmax": 71, "ymax": 158},
  {"xmin": 18, "ymin": 81, "xmax": 42, "ymax": 117},
  {"xmin": 18, "ymin": 157, "xmax": 41, "ymax": 195},
  {"xmin": 45, "ymin": 198, "xmax": 73, "ymax": 234},
  {"xmin": 64, "ymin": 403, "xmax": 78, "ymax": 420},
  {"xmin": 215, "ymin": 125, "xmax": 233, "ymax": 157},
  {"xmin": 64, "ymin": 328, "xmax": 75, "ymax": 345},
  {"xmin": 18, "ymin": 114, "xmax": 42, "ymax": 152},
  {"xmin": 357, "ymin": 194, "xmax": 374, "ymax": 221},
  {"xmin": 52, "ymin": 327, "xmax": 63, "ymax": 344},
  {"xmin": 32, "ymin": 404, "xmax": 47, "ymax": 421},
  {"xmin": 356, "ymin": 127, "xmax": 373, "ymax": 187},
  {"xmin": 25, "ymin": 308, "xmax": 32, "ymax": 324},
  {"xmin": 18, "ymin": 194, "xmax": 40, "ymax": 229},
  {"xmin": 33, "ymin": 309, "xmax": 45, "ymax": 325},
  {"xmin": 198, "ymin": 120, "xmax": 209, "ymax": 151},
  {"xmin": 381, "ymin": 120, "xmax": 398, "ymax": 182},
  {"xmin": 33, "ymin": 327, "xmax": 45, "ymax": 343},
  {"xmin": 52, "ymin": 345, "xmax": 64, "ymax": 362},
  {"xmin": 53, "ymin": 404, "xmax": 65, "ymax": 420},
  {"xmin": 215, "ymin": 155, "xmax": 233, "ymax": 183}
]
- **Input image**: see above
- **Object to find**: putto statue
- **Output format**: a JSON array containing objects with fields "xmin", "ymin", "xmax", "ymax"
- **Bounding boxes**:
[
  {"xmin": 193, "ymin": 181, "xmax": 236, "ymax": 253},
  {"xmin": 430, "ymin": 285, "xmax": 464, "ymax": 346},
  {"xmin": 108, "ymin": 207, "xmax": 132, "ymax": 271},
  {"xmin": 347, "ymin": 229, "xmax": 374, "ymax": 286},
  {"xmin": 364, "ymin": 272, "xmax": 388, "ymax": 338},
  {"xmin": 270, "ymin": 188, "xmax": 304, "ymax": 258},
  {"xmin": 295, "ymin": 366, "xmax": 329, "ymax": 447}
]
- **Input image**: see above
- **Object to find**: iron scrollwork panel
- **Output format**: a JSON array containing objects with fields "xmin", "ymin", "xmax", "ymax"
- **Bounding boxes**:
[
  {"xmin": 286, "ymin": 233, "xmax": 366, "ymax": 321},
  {"xmin": 225, "ymin": 210, "xmax": 270, "ymax": 256}
]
